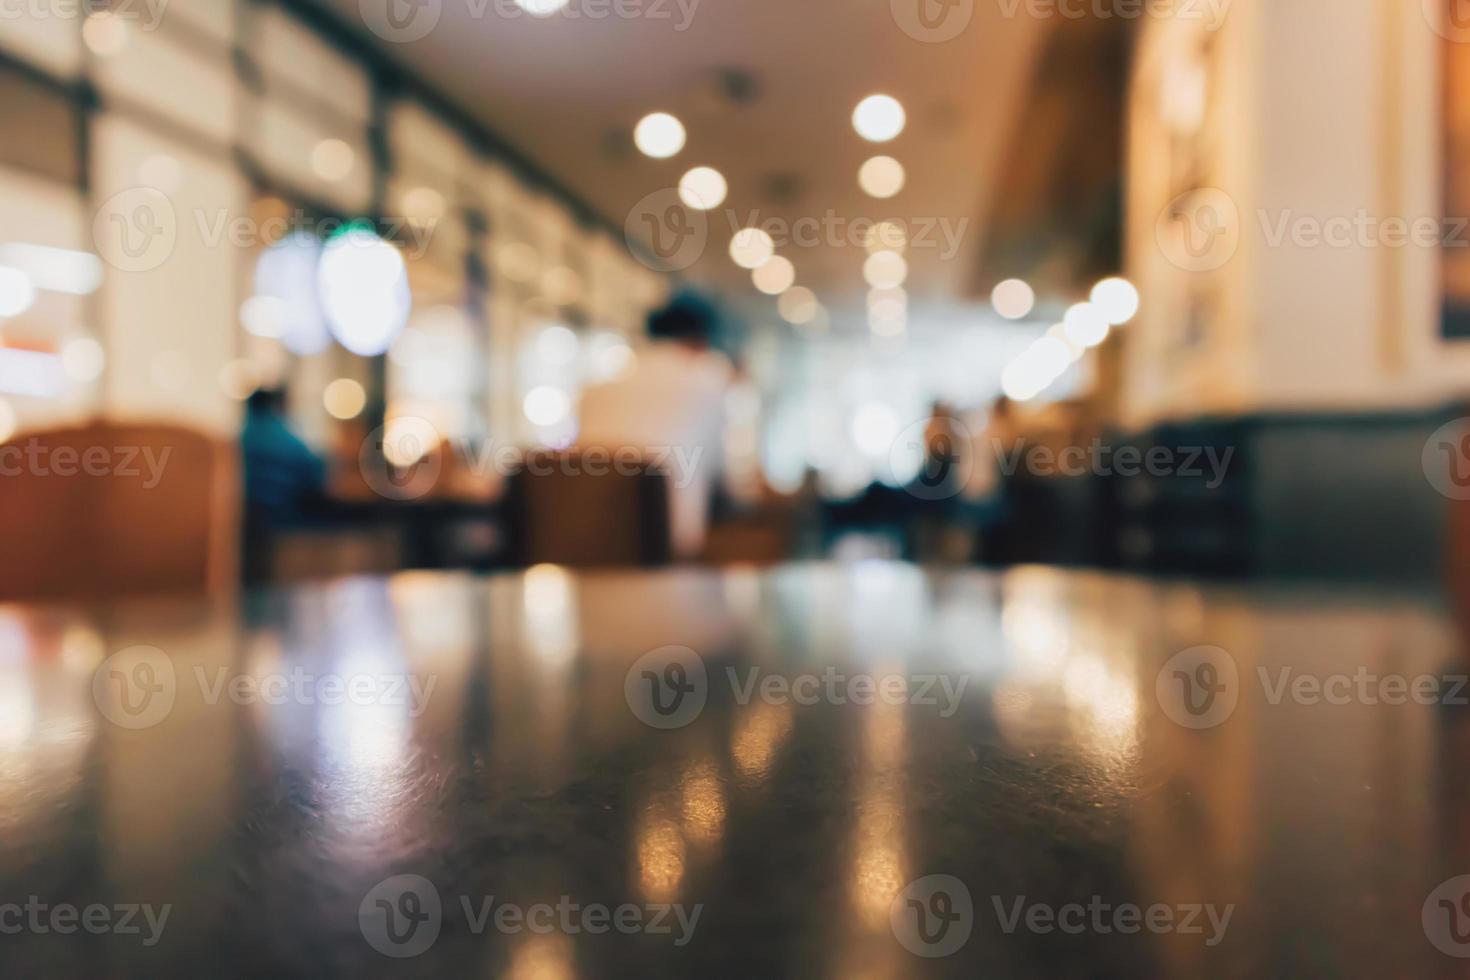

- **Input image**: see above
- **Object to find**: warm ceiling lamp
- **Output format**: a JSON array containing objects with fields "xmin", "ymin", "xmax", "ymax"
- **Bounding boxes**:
[
  {"xmin": 678, "ymin": 166, "xmax": 728, "ymax": 210},
  {"xmin": 852, "ymin": 94, "xmax": 906, "ymax": 142},
  {"xmin": 752, "ymin": 256, "xmax": 796, "ymax": 295},
  {"xmin": 858, "ymin": 156, "xmax": 905, "ymax": 199},
  {"xmin": 633, "ymin": 112, "xmax": 686, "ymax": 159},
  {"xmin": 863, "ymin": 250, "xmax": 907, "ymax": 290},
  {"xmin": 1090, "ymin": 277, "xmax": 1140, "ymax": 324},
  {"xmin": 729, "ymin": 228, "xmax": 775, "ymax": 269},
  {"xmin": 991, "ymin": 279, "xmax": 1035, "ymax": 320}
]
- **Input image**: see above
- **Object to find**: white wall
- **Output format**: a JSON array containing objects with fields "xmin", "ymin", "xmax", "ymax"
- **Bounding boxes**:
[
  {"xmin": 1122, "ymin": 0, "xmax": 1468, "ymax": 429},
  {"xmin": 91, "ymin": 113, "xmax": 244, "ymax": 435}
]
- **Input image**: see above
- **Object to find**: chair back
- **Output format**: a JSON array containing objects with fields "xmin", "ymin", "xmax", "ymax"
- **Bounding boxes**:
[
  {"xmin": 505, "ymin": 452, "xmax": 670, "ymax": 567},
  {"xmin": 0, "ymin": 421, "xmax": 237, "ymax": 599}
]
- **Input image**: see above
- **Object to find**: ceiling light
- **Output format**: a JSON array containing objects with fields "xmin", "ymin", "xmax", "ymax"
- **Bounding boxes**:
[
  {"xmin": 633, "ymin": 112, "xmax": 686, "ymax": 159},
  {"xmin": 852, "ymin": 94, "xmax": 906, "ymax": 142},
  {"xmin": 515, "ymin": 0, "xmax": 571, "ymax": 15},
  {"xmin": 991, "ymin": 278, "xmax": 1035, "ymax": 320},
  {"xmin": 1090, "ymin": 277, "xmax": 1140, "ymax": 325},
  {"xmin": 752, "ymin": 256, "xmax": 795, "ymax": 295},
  {"xmin": 729, "ymin": 228, "xmax": 775, "ymax": 269},
  {"xmin": 863, "ymin": 250, "xmax": 907, "ymax": 290},
  {"xmin": 858, "ymin": 156, "xmax": 905, "ymax": 199},
  {"xmin": 1063, "ymin": 302, "xmax": 1109, "ymax": 348},
  {"xmin": 678, "ymin": 167, "xmax": 727, "ymax": 210}
]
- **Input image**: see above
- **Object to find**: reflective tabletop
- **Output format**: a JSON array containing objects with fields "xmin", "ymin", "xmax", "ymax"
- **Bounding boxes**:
[{"xmin": 3, "ymin": 563, "xmax": 1470, "ymax": 977}]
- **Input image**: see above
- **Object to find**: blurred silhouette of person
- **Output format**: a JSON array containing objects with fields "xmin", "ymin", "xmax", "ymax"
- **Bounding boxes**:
[
  {"xmin": 968, "ymin": 395, "xmax": 1019, "ymax": 564},
  {"xmin": 904, "ymin": 400, "xmax": 972, "ymax": 562},
  {"xmin": 241, "ymin": 387, "xmax": 327, "ymax": 526},
  {"xmin": 578, "ymin": 292, "xmax": 732, "ymax": 559},
  {"xmin": 919, "ymin": 400, "xmax": 968, "ymax": 498}
]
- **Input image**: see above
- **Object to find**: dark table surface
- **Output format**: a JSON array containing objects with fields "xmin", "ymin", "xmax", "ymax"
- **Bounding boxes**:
[{"xmin": 4, "ymin": 562, "xmax": 1470, "ymax": 978}]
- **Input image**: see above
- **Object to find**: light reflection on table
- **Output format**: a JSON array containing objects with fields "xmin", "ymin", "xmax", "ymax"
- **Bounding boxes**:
[{"xmin": 0, "ymin": 563, "xmax": 1467, "ymax": 977}]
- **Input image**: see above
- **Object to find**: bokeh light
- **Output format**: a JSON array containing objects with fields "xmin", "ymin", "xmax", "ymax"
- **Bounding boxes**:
[
  {"xmin": 634, "ymin": 112, "xmax": 686, "ymax": 159},
  {"xmin": 729, "ymin": 228, "xmax": 775, "ymax": 269},
  {"xmin": 1090, "ymin": 277, "xmax": 1140, "ymax": 325},
  {"xmin": 852, "ymin": 95, "xmax": 906, "ymax": 142},
  {"xmin": 752, "ymin": 256, "xmax": 796, "ymax": 295},
  {"xmin": 863, "ymin": 250, "xmax": 907, "ymax": 289},
  {"xmin": 678, "ymin": 167, "xmax": 728, "ymax": 210},
  {"xmin": 523, "ymin": 385, "xmax": 571, "ymax": 426},
  {"xmin": 991, "ymin": 279, "xmax": 1035, "ymax": 320},
  {"xmin": 324, "ymin": 378, "xmax": 367, "ymax": 420},
  {"xmin": 317, "ymin": 228, "xmax": 412, "ymax": 357},
  {"xmin": 858, "ymin": 156, "xmax": 905, "ymax": 199}
]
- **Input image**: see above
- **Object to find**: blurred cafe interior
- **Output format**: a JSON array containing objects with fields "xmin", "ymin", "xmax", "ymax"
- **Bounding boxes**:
[{"xmin": 7, "ymin": 0, "xmax": 1470, "ymax": 976}]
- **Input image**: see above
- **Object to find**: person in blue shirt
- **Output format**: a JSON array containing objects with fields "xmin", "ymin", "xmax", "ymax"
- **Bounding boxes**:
[{"xmin": 241, "ymin": 387, "xmax": 327, "ymax": 527}]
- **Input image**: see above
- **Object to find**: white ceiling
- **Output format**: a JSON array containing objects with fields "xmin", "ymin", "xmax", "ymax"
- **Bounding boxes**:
[{"xmin": 318, "ymin": 0, "xmax": 1052, "ymax": 329}]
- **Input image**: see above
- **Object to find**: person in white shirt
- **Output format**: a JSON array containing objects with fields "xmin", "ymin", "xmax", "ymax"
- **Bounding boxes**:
[{"xmin": 577, "ymin": 294, "xmax": 732, "ymax": 560}]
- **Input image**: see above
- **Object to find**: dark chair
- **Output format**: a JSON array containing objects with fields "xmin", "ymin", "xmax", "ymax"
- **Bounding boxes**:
[{"xmin": 503, "ymin": 451, "xmax": 671, "ymax": 567}]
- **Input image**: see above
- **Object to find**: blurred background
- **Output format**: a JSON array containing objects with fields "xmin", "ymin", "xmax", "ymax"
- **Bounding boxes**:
[{"xmin": 0, "ymin": 0, "xmax": 1462, "ymax": 596}]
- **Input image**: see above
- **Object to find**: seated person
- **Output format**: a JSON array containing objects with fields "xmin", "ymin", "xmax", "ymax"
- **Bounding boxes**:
[
  {"xmin": 241, "ymin": 387, "xmax": 327, "ymax": 527},
  {"xmin": 577, "ymin": 293, "xmax": 732, "ymax": 560}
]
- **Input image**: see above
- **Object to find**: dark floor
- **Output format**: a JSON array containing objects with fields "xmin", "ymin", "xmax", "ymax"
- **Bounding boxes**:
[{"xmin": 3, "ymin": 563, "xmax": 1470, "ymax": 977}]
